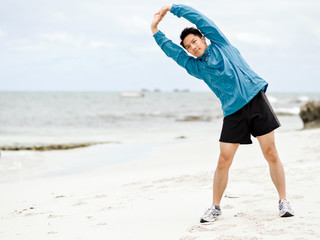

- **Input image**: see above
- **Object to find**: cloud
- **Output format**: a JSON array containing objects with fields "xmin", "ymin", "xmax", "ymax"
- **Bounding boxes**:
[
  {"xmin": 0, "ymin": 29, "xmax": 5, "ymax": 38},
  {"xmin": 39, "ymin": 32, "xmax": 72, "ymax": 42},
  {"xmin": 1, "ymin": 0, "xmax": 320, "ymax": 92},
  {"xmin": 39, "ymin": 32, "xmax": 83, "ymax": 48},
  {"xmin": 131, "ymin": 45, "xmax": 159, "ymax": 53},
  {"xmin": 231, "ymin": 32, "xmax": 275, "ymax": 46},
  {"xmin": 13, "ymin": 43, "xmax": 48, "ymax": 52},
  {"xmin": 89, "ymin": 41, "xmax": 116, "ymax": 49},
  {"xmin": 116, "ymin": 15, "xmax": 150, "ymax": 35}
]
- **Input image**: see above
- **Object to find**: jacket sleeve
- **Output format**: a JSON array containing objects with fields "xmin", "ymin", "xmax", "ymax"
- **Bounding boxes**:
[
  {"xmin": 153, "ymin": 30, "xmax": 201, "ymax": 79},
  {"xmin": 170, "ymin": 4, "xmax": 230, "ymax": 46}
]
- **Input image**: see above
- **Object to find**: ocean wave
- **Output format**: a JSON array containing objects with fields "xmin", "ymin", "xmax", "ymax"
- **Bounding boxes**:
[
  {"xmin": 290, "ymin": 95, "xmax": 310, "ymax": 104},
  {"xmin": 268, "ymin": 96, "xmax": 278, "ymax": 103},
  {"xmin": 274, "ymin": 107, "xmax": 300, "ymax": 116},
  {"xmin": 268, "ymin": 94, "xmax": 312, "ymax": 105}
]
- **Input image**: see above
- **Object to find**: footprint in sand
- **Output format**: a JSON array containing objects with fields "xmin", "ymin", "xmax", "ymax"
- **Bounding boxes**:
[
  {"xmin": 291, "ymin": 195, "xmax": 304, "ymax": 199},
  {"xmin": 139, "ymin": 185, "xmax": 154, "ymax": 190},
  {"xmin": 73, "ymin": 201, "xmax": 87, "ymax": 206},
  {"xmin": 97, "ymin": 223, "xmax": 107, "ymax": 226},
  {"xmin": 224, "ymin": 194, "xmax": 240, "ymax": 199},
  {"xmin": 54, "ymin": 195, "xmax": 66, "ymax": 199},
  {"xmin": 187, "ymin": 224, "xmax": 214, "ymax": 233},
  {"xmin": 234, "ymin": 212, "xmax": 246, "ymax": 217},
  {"xmin": 24, "ymin": 212, "xmax": 38, "ymax": 217},
  {"xmin": 180, "ymin": 236, "xmax": 198, "ymax": 240},
  {"xmin": 48, "ymin": 214, "xmax": 64, "ymax": 219},
  {"xmin": 94, "ymin": 194, "xmax": 107, "ymax": 199},
  {"xmin": 14, "ymin": 206, "xmax": 38, "ymax": 216},
  {"xmin": 223, "ymin": 204, "xmax": 234, "ymax": 209}
]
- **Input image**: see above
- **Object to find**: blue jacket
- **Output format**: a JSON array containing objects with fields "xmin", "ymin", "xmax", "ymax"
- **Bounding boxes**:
[{"xmin": 153, "ymin": 4, "xmax": 268, "ymax": 117}]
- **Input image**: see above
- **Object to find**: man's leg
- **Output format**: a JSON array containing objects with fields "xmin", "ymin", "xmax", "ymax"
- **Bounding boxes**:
[
  {"xmin": 257, "ymin": 131, "xmax": 286, "ymax": 200},
  {"xmin": 200, "ymin": 142, "xmax": 239, "ymax": 223},
  {"xmin": 213, "ymin": 142, "xmax": 239, "ymax": 206}
]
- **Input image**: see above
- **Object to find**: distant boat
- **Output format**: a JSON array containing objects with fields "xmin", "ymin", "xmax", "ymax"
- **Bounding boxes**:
[
  {"xmin": 174, "ymin": 89, "xmax": 190, "ymax": 92},
  {"xmin": 120, "ymin": 92, "xmax": 144, "ymax": 98}
]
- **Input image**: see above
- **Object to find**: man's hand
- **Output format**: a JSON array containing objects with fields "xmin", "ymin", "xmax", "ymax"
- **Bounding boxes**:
[
  {"xmin": 151, "ymin": 4, "xmax": 172, "ymax": 35},
  {"xmin": 151, "ymin": 13, "xmax": 162, "ymax": 35},
  {"xmin": 158, "ymin": 4, "xmax": 172, "ymax": 19}
]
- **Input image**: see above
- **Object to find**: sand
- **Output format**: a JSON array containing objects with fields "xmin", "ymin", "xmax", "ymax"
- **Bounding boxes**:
[{"xmin": 1, "ymin": 128, "xmax": 320, "ymax": 240}]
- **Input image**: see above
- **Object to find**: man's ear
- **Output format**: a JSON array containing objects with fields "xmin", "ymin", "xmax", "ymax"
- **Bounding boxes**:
[{"xmin": 201, "ymin": 36, "xmax": 206, "ymax": 42}]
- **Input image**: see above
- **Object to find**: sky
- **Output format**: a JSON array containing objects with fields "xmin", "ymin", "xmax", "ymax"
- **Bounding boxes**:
[{"xmin": 1, "ymin": 0, "xmax": 320, "ymax": 92}]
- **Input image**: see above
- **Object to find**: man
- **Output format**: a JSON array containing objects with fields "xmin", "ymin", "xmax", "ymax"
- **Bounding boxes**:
[{"xmin": 151, "ymin": 4, "xmax": 294, "ymax": 223}]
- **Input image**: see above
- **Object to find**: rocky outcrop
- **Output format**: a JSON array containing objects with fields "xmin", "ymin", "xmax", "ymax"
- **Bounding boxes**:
[
  {"xmin": 299, "ymin": 100, "xmax": 320, "ymax": 129},
  {"xmin": 0, "ymin": 141, "xmax": 120, "ymax": 151},
  {"xmin": 176, "ymin": 115, "xmax": 212, "ymax": 122}
]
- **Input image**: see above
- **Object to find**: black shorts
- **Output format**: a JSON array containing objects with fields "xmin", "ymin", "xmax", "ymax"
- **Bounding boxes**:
[{"xmin": 219, "ymin": 90, "xmax": 280, "ymax": 144}]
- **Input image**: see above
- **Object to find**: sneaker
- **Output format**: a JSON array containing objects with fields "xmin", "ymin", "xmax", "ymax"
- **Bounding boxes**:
[
  {"xmin": 200, "ymin": 206, "xmax": 221, "ymax": 223},
  {"xmin": 279, "ymin": 199, "xmax": 294, "ymax": 217}
]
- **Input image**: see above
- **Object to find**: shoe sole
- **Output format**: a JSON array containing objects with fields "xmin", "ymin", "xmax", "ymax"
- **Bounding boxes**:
[
  {"xmin": 280, "ymin": 212, "xmax": 294, "ymax": 217},
  {"xmin": 200, "ymin": 216, "xmax": 221, "ymax": 223}
]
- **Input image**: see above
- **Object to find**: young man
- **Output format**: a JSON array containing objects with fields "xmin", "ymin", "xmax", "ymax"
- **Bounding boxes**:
[{"xmin": 151, "ymin": 4, "xmax": 294, "ymax": 223}]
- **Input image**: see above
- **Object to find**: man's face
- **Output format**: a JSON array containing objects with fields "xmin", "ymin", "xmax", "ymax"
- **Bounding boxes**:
[{"xmin": 183, "ymin": 34, "xmax": 208, "ymax": 57}]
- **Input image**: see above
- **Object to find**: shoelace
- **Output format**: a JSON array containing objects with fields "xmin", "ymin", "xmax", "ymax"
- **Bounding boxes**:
[
  {"xmin": 204, "ymin": 207, "xmax": 220, "ymax": 217},
  {"xmin": 279, "ymin": 200, "xmax": 292, "ymax": 211}
]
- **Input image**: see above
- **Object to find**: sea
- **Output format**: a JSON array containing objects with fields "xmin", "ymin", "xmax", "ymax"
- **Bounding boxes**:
[{"xmin": 0, "ymin": 91, "xmax": 319, "ymax": 181}]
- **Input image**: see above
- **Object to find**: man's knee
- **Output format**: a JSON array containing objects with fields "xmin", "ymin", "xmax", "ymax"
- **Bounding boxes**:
[
  {"xmin": 263, "ymin": 145, "xmax": 279, "ymax": 164},
  {"xmin": 217, "ymin": 143, "xmax": 238, "ymax": 170},
  {"xmin": 217, "ymin": 153, "xmax": 233, "ymax": 170}
]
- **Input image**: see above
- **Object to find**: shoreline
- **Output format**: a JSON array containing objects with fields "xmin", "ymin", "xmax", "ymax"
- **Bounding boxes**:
[{"xmin": 0, "ymin": 115, "xmax": 304, "ymax": 184}]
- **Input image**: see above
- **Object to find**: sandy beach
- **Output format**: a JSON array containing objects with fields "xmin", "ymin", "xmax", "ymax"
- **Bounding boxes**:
[
  {"xmin": 2, "ymin": 0, "xmax": 320, "ymax": 238},
  {"xmin": 1, "ymin": 127, "xmax": 320, "ymax": 240}
]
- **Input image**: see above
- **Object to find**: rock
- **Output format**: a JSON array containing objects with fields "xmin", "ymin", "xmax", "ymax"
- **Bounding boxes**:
[
  {"xmin": 176, "ymin": 115, "xmax": 212, "ymax": 122},
  {"xmin": 176, "ymin": 136, "xmax": 187, "ymax": 139},
  {"xmin": 299, "ymin": 100, "xmax": 320, "ymax": 129}
]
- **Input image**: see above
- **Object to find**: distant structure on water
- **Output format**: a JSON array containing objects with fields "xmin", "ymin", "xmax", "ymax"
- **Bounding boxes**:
[{"xmin": 120, "ymin": 92, "xmax": 144, "ymax": 98}]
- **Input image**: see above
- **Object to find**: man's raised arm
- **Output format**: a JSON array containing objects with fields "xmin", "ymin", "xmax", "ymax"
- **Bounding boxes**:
[
  {"xmin": 150, "ymin": 4, "xmax": 200, "ymax": 80},
  {"xmin": 171, "ymin": 4, "xmax": 230, "ymax": 46},
  {"xmin": 150, "ymin": 4, "xmax": 172, "ymax": 35}
]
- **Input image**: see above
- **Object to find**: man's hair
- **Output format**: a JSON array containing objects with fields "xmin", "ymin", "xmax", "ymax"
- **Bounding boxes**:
[{"xmin": 180, "ymin": 27, "xmax": 203, "ymax": 48}]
